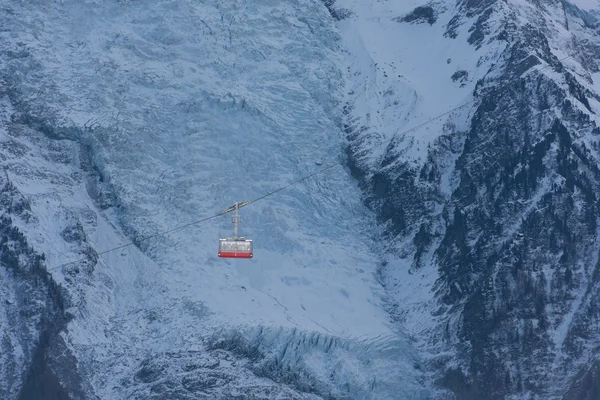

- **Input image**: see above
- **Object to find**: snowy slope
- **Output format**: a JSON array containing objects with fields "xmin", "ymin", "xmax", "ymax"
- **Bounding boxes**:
[
  {"xmin": 568, "ymin": 0, "xmax": 600, "ymax": 13},
  {"xmin": 334, "ymin": 0, "xmax": 508, "ymax": 349},
  {"xmin": 336, "ymin": 0, "xmax": 504, "ymax": 169},
  {"xmin": 0, "ymin": 0, "xmax": 429, "ymax": 398},
  {"xmin": 337, "ymin": 0, "xmax": 600, "ymax": 398}
]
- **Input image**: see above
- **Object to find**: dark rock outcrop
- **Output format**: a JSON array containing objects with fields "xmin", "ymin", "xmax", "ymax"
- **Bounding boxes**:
[{"xmin": 346, "ymin": 1, "xmax": 600, "ymax": 398}]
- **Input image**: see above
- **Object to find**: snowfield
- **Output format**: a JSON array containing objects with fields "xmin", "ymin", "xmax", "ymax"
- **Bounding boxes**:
[
  {"xmin": 335, "ymin": 0, "xmax": 505, "ymax": 168},
  {"xmin": 0, "ymin": 0, "xmax": 429, "ymax": 398}
]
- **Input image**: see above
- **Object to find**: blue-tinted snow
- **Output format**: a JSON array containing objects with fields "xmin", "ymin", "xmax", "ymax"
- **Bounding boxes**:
[
  {"xmin": 0, "ymin": 0, "xmax": 429, "ymax": 398},
  {"xmin": 335, "ymin": 0, "xmax": 505, "ymax": 168}
]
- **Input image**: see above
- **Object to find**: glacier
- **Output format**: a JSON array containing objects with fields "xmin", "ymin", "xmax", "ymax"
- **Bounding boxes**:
[{"xmin": 0, "ymin": 0, "xmax": 431, "ymax": 399}]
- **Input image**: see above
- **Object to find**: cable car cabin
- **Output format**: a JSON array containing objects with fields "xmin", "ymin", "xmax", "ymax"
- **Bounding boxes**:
[{"xmin": 218, "ymin": 238, "xmax": 253, "ymax": 258}]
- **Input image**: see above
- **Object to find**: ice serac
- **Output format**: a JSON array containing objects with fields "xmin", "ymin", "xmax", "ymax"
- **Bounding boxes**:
[
  {"xmin": 0, "ymin": 0, "xmax": 428, "ymax": 399},
  {"xmin": 338, "ymin": 0, "xmax": 600, "ymax": 398}
]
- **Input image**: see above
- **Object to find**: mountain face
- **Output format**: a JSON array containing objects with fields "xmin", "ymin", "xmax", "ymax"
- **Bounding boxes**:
[
  {"xmin": 3, "ymin": 0, "xmax": 600, "ymax": 399},
  {"xmin": 338, "ymin": 0, "xmax": 600, "ymax": 399}
]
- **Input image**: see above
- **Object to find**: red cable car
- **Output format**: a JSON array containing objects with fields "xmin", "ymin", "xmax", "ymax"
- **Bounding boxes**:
[
  {"xmin": 218, "ymin": 201, "xmax": 253, "ymax": 259},
  {"xmin": 218, "ymin": 238, "xmax": 253, "ymax": 258}
]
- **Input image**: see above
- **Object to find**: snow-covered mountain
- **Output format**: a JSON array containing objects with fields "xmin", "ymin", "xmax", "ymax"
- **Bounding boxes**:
[
  {"xmin": 338, "ymin": 0, "xmax": 600, "ymax": 398},
  {"xmin": 3, "ymin": 0, "xmax": 600, "ymax": 399},
  {"xmin": 0, "ymin": 0, "xmax": 432, "ymax": 399}
]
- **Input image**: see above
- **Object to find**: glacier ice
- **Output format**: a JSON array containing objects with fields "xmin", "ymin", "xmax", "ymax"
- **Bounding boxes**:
[{"xmin": 0, "ymin": 0, "xmax": 430, "ymax": 398}]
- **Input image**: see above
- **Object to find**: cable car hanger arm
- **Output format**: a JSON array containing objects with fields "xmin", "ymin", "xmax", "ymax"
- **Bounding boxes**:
[{"xmin": 221, "ymin": 200, "xmax": 251, "ymax": 214}]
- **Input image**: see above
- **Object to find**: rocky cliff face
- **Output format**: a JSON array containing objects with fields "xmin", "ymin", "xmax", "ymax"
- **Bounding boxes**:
[
  {"xmin": 0, "ymin": 178, "xmax": 82, "ymax": 399},
  {"xmin": 0, "ymin": 85, "xmax": 101, "ymax": 398},
  {"xmin": 342, "ymin": 0, "xmax": 600, "ymax": 399}
]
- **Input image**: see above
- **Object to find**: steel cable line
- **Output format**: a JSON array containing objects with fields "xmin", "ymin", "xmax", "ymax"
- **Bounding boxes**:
[
  {"xmin": 379, "ymin": 54, "xmax": 574, "ymax": 143},
  {"xmin": 46, "ymin": 54, "xmax": 573, "ymax": 272},
  {"xmin": 47, "ymin": 162, "xmax": 342, "ymax": 272}
]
